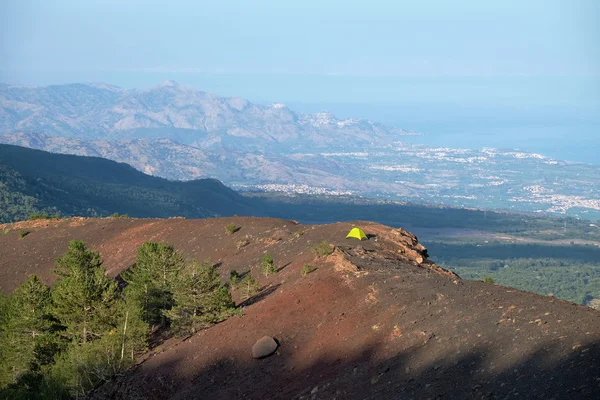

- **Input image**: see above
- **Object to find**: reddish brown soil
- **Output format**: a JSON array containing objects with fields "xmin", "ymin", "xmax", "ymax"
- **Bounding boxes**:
[{"xmin": 1, "ymin": 217, "xmax": 599, "ymax": 399}]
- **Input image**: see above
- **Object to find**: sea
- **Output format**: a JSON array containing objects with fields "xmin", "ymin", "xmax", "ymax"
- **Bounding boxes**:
[{"xmin": 286, "ymin": 102, "xmax": 599, "ymax": 165}]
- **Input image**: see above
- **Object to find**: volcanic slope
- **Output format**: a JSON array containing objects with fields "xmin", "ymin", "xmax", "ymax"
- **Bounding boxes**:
[{"xmin": 1, "ymin": 217, "xmax": 599, "ymax": 399}]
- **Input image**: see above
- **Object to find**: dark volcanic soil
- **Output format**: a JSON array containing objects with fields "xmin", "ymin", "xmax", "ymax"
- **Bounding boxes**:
[{"xmin": 1, "ymin": 217, "xmax": 599, "ymax": 399}]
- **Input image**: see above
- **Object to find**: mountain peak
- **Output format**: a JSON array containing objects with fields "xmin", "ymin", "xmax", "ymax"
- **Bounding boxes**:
[{"xmin": 158, "ymin": 79, "xmax": 180, "ymax": 88}]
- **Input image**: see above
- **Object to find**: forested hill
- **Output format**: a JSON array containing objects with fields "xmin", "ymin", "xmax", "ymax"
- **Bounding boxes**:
[{"xmin": 0, "ymin": 144, "xmax": 261, "ymax": 222}]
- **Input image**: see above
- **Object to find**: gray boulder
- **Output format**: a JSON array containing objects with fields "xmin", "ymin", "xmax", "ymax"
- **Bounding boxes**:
[{"xmin": 252, "ymin": 336, "xmax": 279, "ymax": 359}]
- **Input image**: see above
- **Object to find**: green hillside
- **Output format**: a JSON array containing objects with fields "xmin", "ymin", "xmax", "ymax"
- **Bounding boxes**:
[{"xmin": 0, "ymin": 144, "xmax": 260, "ymax": 223}]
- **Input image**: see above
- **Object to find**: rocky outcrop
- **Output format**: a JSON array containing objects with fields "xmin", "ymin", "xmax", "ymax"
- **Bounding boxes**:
[{"xmin": 388, "ymin": 228, "xmax": 429, "ymax": 264}]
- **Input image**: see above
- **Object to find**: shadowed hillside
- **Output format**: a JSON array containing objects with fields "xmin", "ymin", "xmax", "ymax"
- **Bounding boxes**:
[
  {"xmin": 0, "ymin": 217, "xmax": 598, "ymax": 399},
  {"xmin": 0, "ymin": 144, "xmax": 261, "ymax": 222}
]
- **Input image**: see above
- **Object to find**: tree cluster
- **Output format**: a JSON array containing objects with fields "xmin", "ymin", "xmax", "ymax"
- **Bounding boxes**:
[{"xmin": 0, "ymin": 240, "xmax": 236, "ymax": 398}]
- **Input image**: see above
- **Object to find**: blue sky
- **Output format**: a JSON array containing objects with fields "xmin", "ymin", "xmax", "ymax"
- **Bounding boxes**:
[{"xmin": 1, "ymin": 0, "xmax": 599, "ymax": 106}]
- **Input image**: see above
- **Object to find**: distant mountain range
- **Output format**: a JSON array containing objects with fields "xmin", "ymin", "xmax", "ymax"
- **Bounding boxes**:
[
  {"xmin": 0, "ymin": 81, "xmax": 416, "ymax": 151},
  {"xmin": 1, "ymin": 82, "xmax": 599, "ymax": 218}
]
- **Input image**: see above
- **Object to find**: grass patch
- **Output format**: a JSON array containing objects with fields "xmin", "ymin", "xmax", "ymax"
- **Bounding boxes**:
[
  {"xmin": 19, "ymin": 229, "xmax": 30, "ymax": 239},
  {"xmin": 301, "ymin": 265, "xmax": 317, "ymax": 277},
  {"xmin": 236, "ymin": 238, "xmax": 250, "ymax": 250},
  {"xmin": 311, "ymin": 241, "xmax": 333, "ymax": 257}
]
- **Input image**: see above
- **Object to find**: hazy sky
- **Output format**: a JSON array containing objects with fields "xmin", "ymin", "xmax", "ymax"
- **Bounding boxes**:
[{"xmin": 1, "ymin": 0, "xmax": 599, "ymax": 105}]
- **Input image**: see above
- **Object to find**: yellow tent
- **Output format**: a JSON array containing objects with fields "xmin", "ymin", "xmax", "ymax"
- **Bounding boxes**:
[{"xmin": 346, "ymin": 227, "xmax": 367, "ymax": 240}]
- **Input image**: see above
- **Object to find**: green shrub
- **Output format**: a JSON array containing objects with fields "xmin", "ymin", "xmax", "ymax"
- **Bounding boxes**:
[
  {"xmin": 50, "ymin": 335, "xmax": 134, "ymax": 398},
  {"xmin": 27, "ymin": 212, "xmax": 49, "ymax": 220},
  {"xmin": 261, "ymin": 254, "xmax": 276, "ymax": 277},
  {"xmin": 0, "ymin": 371, "xmax": 70, "ymax": 399},
  {"xmin": 311, "ymin": 242, "xmax": 333, "ymax": 257},
  {"xmin": 225, "ymin": 223, "xmax": 238, "ymax": 235},
  {"xmin": 2, "ymin": 228, "xmax": 10, "ymax": 235},
  {"xmin": 110, "ymin": 212, "xmax": 129, "ymax": 219},
  {"xmin": 483, "ymin": 276, "xmax": 495, "ymax": 284},
  {"xmin": 26, "ymin": 212, "xmax": 61, "ymax": 221},
  {"xmin": 301, "ymin": 265, "xmax": 317, "ymax": 277},
  {"xmin": 18, "ymin": 230, "xmax": 30, "ymax": 239},
  {"xmin": 229, "ymin": 270, "xmax": 241, "ymax": 288}
]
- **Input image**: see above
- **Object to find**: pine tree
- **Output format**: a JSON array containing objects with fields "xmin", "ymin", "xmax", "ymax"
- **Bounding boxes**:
[
  {"xmin": 261, "ymin": 254, "xmax": 276, "ymax": 277},
  {"xmin": 0, "ymin": 275, "xmax": 54, "ymax": 388},
  {"xmin": 115, "ymin": 297, "xmax": 149, "ymax": 358},
  {"xmin": 240, "ymin": 274, "xmax": 260, "ymax": 300},
  {"xmin": 52, "ymin": 240, "xmax": 102, "ymax": 278},
  {"xmin": 12, "ymin": 275, "xmax": 52, "ymax": 339},
  {"xmin": 166, "ymin": 259, "xmax": 236, "ymax": 336},
  {"xmin": 122, "ymin": 242, "xmax": 185, "ymax": 326},
  {"xmin": 50, "ymin": 241, "xmax": 119, "ymax": 344}
]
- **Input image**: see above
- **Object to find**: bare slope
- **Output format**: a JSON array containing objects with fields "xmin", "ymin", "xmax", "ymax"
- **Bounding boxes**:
[{"xmin": 0, "ymin": 217, "xmax": 599, "ymax": 399}]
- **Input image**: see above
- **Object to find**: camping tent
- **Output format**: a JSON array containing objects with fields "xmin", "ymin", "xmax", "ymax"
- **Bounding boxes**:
[{"xmin": 346, "ymin": 227, "xmax": 367, "ymax": 240}]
